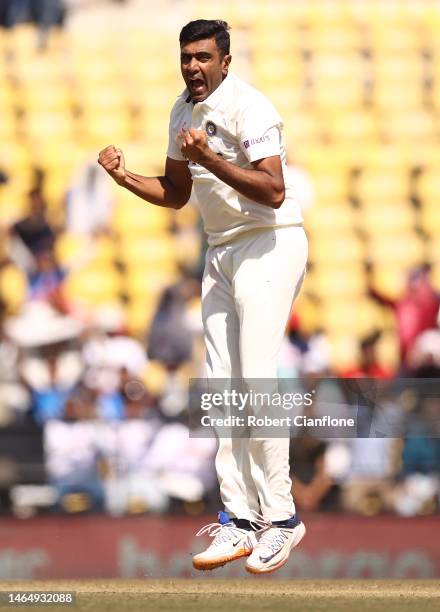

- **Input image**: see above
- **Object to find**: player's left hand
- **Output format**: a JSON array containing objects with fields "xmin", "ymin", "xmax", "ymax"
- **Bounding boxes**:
[{"xmin": 178, "ymin": 128, "xmax": 213, "ymax": 164}]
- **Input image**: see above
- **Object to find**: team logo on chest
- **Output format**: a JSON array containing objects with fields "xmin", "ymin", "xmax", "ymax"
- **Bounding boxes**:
[{"xmin": 205, "ymin": 121, "xmax": 217, "ymax": 137}]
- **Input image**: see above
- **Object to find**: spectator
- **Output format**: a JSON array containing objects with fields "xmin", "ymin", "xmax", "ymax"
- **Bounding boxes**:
[
  {"xmin": 44, "ymin": 387, "xmax": 104, "ymax": 512},
  {"xmin": 290, "ymin": 437, "xmax": 339, "ymax": 512},
  {"xmin": 0, "ymin": 0, "xmax": 28, "ymax": 27},
  {"xmin": 341, "ymin": 331, "xmax": 394, "ymax": 379},
  {"xmin": 100, "ymin": 387, "xmax": 164, "ymax": 515},
  {"xmin": 147, "ymin": 276, "xmax": 200, "ymax": 371},
  {"xmin": 65, "ymin": 162, "xmax": 114, "ymax": 235},
  {"xmin": 143, "ymin": 421, "xmax": 217, "ymax": 506},
  {"xmin": 30, "ymin": 352, "xmax": 73, "ymax": 424},
  {"xmin": 0, "ymin": 0, "xmax": 65, "ymax": 32},
  {"xmin": 368, "ymin": 266, "xmax": 440, "ymax": 369},
  {"xmin": 82, "ymin": 306, "xmax": 148, "ymax": 402},
  {"xmin": 0, "ymin": 299, "xmax": 30, "ymax": 424},
  {"xmin": 5, "ymin": 303, "xmax": 84, "ymax": 423},
  {"xmin": 406, "ymin": 328, "xmax": 440, "ymax": 376},
  {"xmin": 26, "ymin": 248, "xmax": 68, "ymax": 313},
  {"xmin": 9, "ymin": 188, "xmax": 56, "ymax": 270}
]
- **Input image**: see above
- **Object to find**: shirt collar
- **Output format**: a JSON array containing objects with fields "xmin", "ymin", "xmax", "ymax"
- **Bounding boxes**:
[{"xmin": 180, "ymin": 72, "xmax": 235, "ymax": 110}]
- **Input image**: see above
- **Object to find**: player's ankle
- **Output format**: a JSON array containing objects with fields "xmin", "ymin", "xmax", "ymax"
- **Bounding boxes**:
[
  {"xmin": 270, "ymin": 513, "xmax": 301, "ymax": 529},
  {"xmin": 231, "ymin": 517, "xmax": 257, "ymax": 531}
]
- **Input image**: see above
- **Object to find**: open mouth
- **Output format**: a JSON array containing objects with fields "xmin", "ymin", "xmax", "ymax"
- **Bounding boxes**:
[{"xmin": 189, "ymin": 78, "xmax": 206, "ymax": 95}]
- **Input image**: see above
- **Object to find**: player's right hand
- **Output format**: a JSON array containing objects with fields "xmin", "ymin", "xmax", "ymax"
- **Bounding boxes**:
[{"xmin": 98, "ymin": 145, "xmax": 126, "ymax": 184}]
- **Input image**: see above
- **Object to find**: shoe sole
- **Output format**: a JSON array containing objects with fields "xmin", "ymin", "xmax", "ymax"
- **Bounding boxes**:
[
  {"xmin": 193, "ymin": 548, "xmax": 252, "ymax": 571},
  {"xmin": 245, "ymin": 522, "xmax": 306, "ymax": 575}
]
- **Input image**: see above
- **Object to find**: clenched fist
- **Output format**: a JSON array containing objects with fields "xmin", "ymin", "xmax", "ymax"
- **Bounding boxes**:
[
  {"xmin": 178, "ymin": 128, "xmax": 213, "ymax": 165},
  {"xmin": 98, "ymin": 145, "xmax": 126, "ymax": 184}
]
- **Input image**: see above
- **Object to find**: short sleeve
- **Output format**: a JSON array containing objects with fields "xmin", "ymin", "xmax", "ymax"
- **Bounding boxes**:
[
  {"xmin": 166, "ymin": 100, "xmax": 187, "ymax": 162},
  {"xmin": 238, "ymin": 96, "xmax": 283, "ymax": 163}
]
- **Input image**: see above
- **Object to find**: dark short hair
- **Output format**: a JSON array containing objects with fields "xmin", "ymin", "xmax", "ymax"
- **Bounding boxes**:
[{"xmin": 179, "ymin": 19, "xmax": 230, "ymax": 57}]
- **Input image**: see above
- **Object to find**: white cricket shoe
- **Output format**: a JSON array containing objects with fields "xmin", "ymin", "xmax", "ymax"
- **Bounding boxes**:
[
  {"xmin": 192, "ymin": 512, "xmax": 256, "ymax": 571},
  {"xmin": 245, "ymin": 519, "xmax": 306, "ymax": 575}
]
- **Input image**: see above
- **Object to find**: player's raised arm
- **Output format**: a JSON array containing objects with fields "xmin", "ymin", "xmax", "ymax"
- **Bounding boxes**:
[{"xmin": 97, "ymin": 145, "xmax": 192, "ymax": 210}]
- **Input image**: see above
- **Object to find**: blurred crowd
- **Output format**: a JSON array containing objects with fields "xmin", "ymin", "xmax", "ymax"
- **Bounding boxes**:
[
  {"xmin": 0, "ymin": 162, "xmax": 438, "ymax": 521},
  {"xmin": 0, "ymin": 0, "xmax": 128, "ymax": 28},
  {"xmin": 0, "ymin": 2, "xmax": 440, "ymax": 520}
]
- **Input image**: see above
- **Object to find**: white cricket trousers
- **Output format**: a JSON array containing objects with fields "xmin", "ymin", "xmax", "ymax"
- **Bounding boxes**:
[{"xmin": 202, "ymin": 225, "xmax": 308, "ymax": 522}]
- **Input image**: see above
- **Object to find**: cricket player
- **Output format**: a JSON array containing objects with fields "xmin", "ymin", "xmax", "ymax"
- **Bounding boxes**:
[{"xmin": 98, "ymin": 19, "xmax": 307, "ymax": 575}]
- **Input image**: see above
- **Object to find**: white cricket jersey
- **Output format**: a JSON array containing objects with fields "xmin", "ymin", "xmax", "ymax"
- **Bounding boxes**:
[{"xmin": 167, "ymin": 72, "xmax": 303, "ymax": 246}]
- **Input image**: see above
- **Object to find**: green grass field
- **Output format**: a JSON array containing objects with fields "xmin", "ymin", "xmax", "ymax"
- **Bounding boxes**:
[{"xmin": 0, "ymin": 580, "xmax": 439, "ymax": 612}]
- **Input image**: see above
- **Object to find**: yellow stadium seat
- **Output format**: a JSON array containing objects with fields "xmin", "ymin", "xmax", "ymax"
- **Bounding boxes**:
[
  {"xmin": 291, "ymin": 291, "xmax": 322, "ymax": 335},
  {"xmin": 376, "ymin": 330, "xmax": 400, "ymax": 371},
  {"xmin": 136, "ymin": 117, "xmax": 169, "ymax": 151},
  {"xmin": 327, "ymin": 333, "xmax": 361, "ymax": 371},
  {"xmin": 0, "ymin": 82, "xmax": 16, "ymax": 111},
  {"xmin": 305, "ymin": 203, "xmax": 356, "ymax": 235},
  {"xmin": 379, "ymin": 110, "xmax": 437, "ymax": 144},
  {"xmin": 349, "ymin": 0, "xmax": 408, "ymax": 30},
  {"xmin": 172, "ymin": 204, "xmax": 199, "ymax": 230},
  {"xmin": 264, "ymin": 87, "xmax": 305, "ymax": 120},
  {"xmin": 63, "ymin": 264, "xmax": 121, "ymax": 307},
  {"xmin": 119, "ymin": 236, "xmax": 177, "ymax": 270},
  {"xmin": 309, "ymin": 233, "xmax": 364, "ymax": 264},
  {"xmin": 312, "ymin": 264, "xmax": 366, "ymax": 298},
  {"xmin": 252, "ymin": 30, "xmax": 300, "ymax": 53},
  {"xmin": 299, "ymin": 143, "xmax": 357, "ymax": 171},
  {"xmin": 126, "ymin": 296, "xmax": 159, "ymax": 336},
  {"xmin": 253, "ymin": 58, "xmax": 303, "ymax": 88},
  {"xmin": 416, "ymin": 168, "xmax": 440, "ymax": 205},
  {"xmin": 309, "ymin": 26, "xmax": 361, "ymax": 52},
  {"xmin": 311, "ymin": 53, "xmax": 363, "ymax": 81},
  {"xmin": 426, "ymin": 238, "xmax": 440, "ymax": 266},
  {"xmin": 14, "ymin": 56, "xmax": 63, "ymax": 87},
  {"xmin": 0, "ymin": 182, "xmax": 32, "ymax": 224},
  {"xmin": 20, "ymin": 85, "xmax": 72, "ymax": 112},
  {"xmin": 67, "ymin": 29, "xmax": 113, "ymax": 53},
  {"xmin": 253, "ymin": 3, "xmax": 300, "ymax": 26},
  {"xmin": 430, "ymin": 263, "xmax": 440, "ymax": 292},
  {"xmin": 78, "ymin": 86, "xmax": 129, "ymax": 114},
  {"xmin": 373, "ymin": 55, "xmax": 424, "ymax": 83},
  {"xmin": 326, "ymin": 110, "xmax": 379, "ymax": 143},
  {"xmin": 283, "ymin": 113, "xmax": 322, "ymax": 150},
  {"xmin": 0, "ymin": 109, "xmax": 18, "ymax": 141},
  {"xmin": 22, "ymin": 111, "xmax": 76, "ymax": 143},
  {"xmin": 320, "ymin": 297, "xmax": 385, "ymax": 337},
  {"xmin": 141, "ymin": 360, "xmax": 168, "ymax": 396},
  {"xmin": 419, "ymin": 204, "xmax": 440, "ymax": 239},
  {"xmin": 430, "ymin": 80, "xmax": 440, "ymax": 112},
  {"xmin": 55, "ymin": 233, "xmax": 116, "ymax": 267},
  {"xmin": 360, "ymin": 143, "xmax": 413, "ymax": 171},
  {"xmin": 305, "ymin": 0, "xmax": 352, "ymax": 26},
  {"xmin": 371, "ymin": 265, "xmax": 409, "ymax": 301},
  {"xmin": 312, "ymin": 82, "xmax": 364, "ymax": 110},
  {"xmin": 355, "ymin": 169, "xmax": 409, "ymax": 203},
  {"xmin": 373, "ymin": 83, "xmax": 424, "ymax": 110},
  {"xmin": 366, "ymin": 233, "xmax": 426, "ymax": 267},
  {"xmin": 310, "ymin": 171, "xmax": 349, "ymax": 204},
  {"xmin": 124, "ymin": 268, "xmax": 178, "ymax": 300},
  {"xmin": 112, "ymin": 199, "xmax": 171, "ymax": 234},
  {"xmin": 6, "ymin": 24, "xmax": 39, "ymax": 56},
  {"xmin": 71, "ymin": 56, "xmax": 121, "ymax": 85},
  {"xmin": 368, "ymin": 25, "xmax": 421, "ymax": 53},
  {"xmin": 79, "ymin": 112, "xmax": 132, "ymax": 147},
  {"xmin": 0, "ymin": 264, "xmax": 27, "ymax": 314},
  {"xmin": 34, "ymin": 142, "xmax": 86, "ymax": 174},
  {"xmin": 128, "ymin": 55, "xmax": 179, "ymax": 86},
  {"xmin": 359, "ymin": 202, "xmax": 416, "ymax": 235}
]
